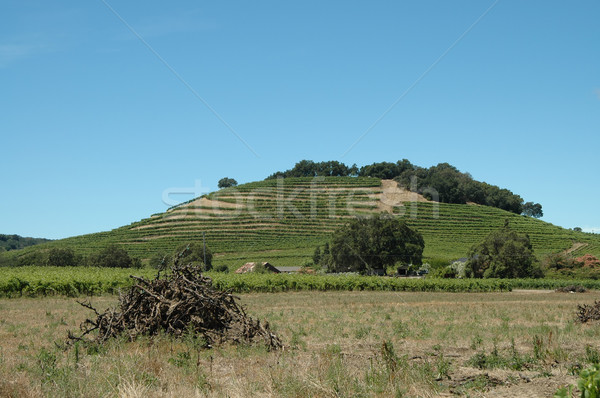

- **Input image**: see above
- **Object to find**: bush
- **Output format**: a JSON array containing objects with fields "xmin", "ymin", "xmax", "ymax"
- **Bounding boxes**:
[
  {"xmin": 555, "ymin": 363, "xmax": 600, "ymax": 397},
  {"xmin": 543, "ymin": 253, "xmax": 577, "ymax": 270},
  {"xmin": 174, "ymin": 242, "xmax": 213, "ymax": 271},
  {"xmin": 428, "ymin": 266, "xmax": 457, "ymax": 279},
  {"xmin": 214, "ymin": 264, "xmax": 229, "ymax": 273},
  {"xmin": 89, "ymin": 245, "xmax": 137, "ymax": 268},
  {"xmin": 46, "ymin": 248, "xmax": 77, "ymax": 267},
  {"xmin": 148, "ymin": 252, "xmax": 170, "ymax": 269}
]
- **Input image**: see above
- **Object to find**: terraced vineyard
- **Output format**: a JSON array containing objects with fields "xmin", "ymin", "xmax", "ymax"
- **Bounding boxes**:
[{"xmin": 5, "ymin": 177, "xmax": 600, "ymax": 268}]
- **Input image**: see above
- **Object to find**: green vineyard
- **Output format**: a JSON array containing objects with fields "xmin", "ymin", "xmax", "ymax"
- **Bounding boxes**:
[
  {"xmin": 2, "ymin": 177, "xmax": 599, "ymax": 269},
  {"xmin": 0, "ymin": 267, "xmax": 514, "ymax": 296},
  {"xmin": 4, "ymin": 266, "xmax": 600, "ymax": 297}
]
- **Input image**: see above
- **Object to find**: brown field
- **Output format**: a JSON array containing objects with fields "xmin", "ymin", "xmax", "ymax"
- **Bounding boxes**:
[{"xmin": 1, "ymin": 290, "xmax": 599, "ymax": 397}]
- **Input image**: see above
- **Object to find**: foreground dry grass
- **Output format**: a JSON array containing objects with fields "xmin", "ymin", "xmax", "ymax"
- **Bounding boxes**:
[{"xmin": 1, "ymin": 290, "xmax": 600, "ymax": 397}]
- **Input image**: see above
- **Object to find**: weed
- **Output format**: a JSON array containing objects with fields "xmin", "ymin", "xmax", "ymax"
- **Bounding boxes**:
[
  {"xmin": 85, "ymin": 341, "xmax": 108, "ymax": 356},
  {"xmin": 290, "ymin": 331, "xmax": 307, "ymax": 350},
  {"xmin": 196, "ymin": 371, "xmax": 212, "ymax": 393},
  {"xmin": 533, "ymin": 334, "xmax": 549, "ymax": 361},
  {"xmin": 168, "ymin": 351, "xmax": 191, "ymax": 368},
  {"xmin": 435, "ymin": 353, "xmax": 452, "ymax": 380},
  {"xmin": 37, "ymin": 348, "xmax": 57, "ymax": 380},
  {"xmin": 554, "ymin": 384, "xmax": 576, "ymax": 398},
  {"xmin": 586, "ymin": 345, "xmax": 600, "ymax": 364},
  {"xmin": 355, "ymin": 325, "xmax": 372, "ymax": 339},
  {"xmin": 326, "ymin": 343, "xmax": 342, "ymax": 355},
  {"xmin": 392, "ymin": 320, "xmax": 409, "ymax": 338},
  {"xmin": 381, "ymin": 340, "xmax": 401, "ymax": 373},
  {"xmin": 470, "ymin": 334, "xmax": 483, "ymax": 350},
  {"xmin": 73, "ymin": 342, "xmax": 80, "ymax": 365},
  {"xmin": 468, "ymin": 343, "xmax": 535, "ymax": 371}
]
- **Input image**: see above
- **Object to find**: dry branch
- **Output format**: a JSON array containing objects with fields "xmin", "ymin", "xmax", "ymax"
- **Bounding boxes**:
[
  {"xmin": 576, "ymin": 300, "xmax": 600, "ymax": 323},
  {"xmin": 69, "ymin": 260, "xmax": 282, "ymax": 350}
]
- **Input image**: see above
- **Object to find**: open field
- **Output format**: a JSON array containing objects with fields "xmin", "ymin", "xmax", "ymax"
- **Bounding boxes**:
[{"xmin": 1, "ymin": 290, "xmax": 600, "ymax": 397}]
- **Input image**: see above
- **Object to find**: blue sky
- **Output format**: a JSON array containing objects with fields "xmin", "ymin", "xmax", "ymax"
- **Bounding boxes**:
[{"xmin": 1, "ymin": 0, "xmax": 598, "ymax": 239}]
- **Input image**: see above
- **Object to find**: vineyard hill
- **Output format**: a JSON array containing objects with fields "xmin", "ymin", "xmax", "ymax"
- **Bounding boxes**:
[{"xmin": 4, "ymin": 177, "xmax": 599, "ymax": 268}]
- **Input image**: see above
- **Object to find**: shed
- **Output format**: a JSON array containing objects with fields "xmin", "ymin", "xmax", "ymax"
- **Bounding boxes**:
[{"xmin": 235, "ymin": 262, "xmax": 280, "ymax": 274}]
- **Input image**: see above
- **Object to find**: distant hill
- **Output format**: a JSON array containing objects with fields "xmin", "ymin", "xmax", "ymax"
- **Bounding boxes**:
[
  {"xmin": 0, "ymin": 234, "xmax": 51, "ymax": 252},
  {"xmin": 2, "ymin": 176, "xmax": 599, "ymax": 269}
]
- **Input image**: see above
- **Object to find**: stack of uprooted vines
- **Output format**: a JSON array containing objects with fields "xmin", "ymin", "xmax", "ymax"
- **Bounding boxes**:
[
  {"xmin": 576, "ymin": 300, "xmax": 600, "ymax": 324},
  {"xmin": 69, "ymin": 260, "xmax": 282, "ymax": 350},
  {"xmin": 556, "ymin": 285, "xmax": 587, "ymax": 293}
]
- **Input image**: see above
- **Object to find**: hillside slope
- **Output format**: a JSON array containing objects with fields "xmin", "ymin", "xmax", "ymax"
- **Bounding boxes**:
[{"xmin": 4, "ymin": 177, "xmax": 599, "ymax": 268}]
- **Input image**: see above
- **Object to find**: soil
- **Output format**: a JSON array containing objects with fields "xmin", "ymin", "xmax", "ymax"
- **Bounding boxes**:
[
  {"xmin": 563, "ymin": 242, "xmax": 588, "ymax": 255},
  {"xmin": 377, "ymin": 179, "xmax": 429, "ymax": 213}
]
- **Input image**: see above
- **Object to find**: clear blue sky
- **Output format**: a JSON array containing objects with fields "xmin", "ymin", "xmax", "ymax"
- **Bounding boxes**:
[{"xmin": 1, "ymin": 0, "xmax": 599, "ymax": 239}]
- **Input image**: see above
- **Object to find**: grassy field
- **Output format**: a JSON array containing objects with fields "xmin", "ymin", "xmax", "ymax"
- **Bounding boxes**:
[
  {"xmin": 1, "ymin": 290, "xmax": 599, "ymax": 397},
  {"xmin": 3, "ymin": 177, "xmax": 599, "ymax": 269}
]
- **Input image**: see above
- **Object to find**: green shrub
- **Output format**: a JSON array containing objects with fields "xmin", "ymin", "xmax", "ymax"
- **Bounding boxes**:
[
  {"xmin": 174, "ymin": 242, "xmax": 213, "ymax": 271},
  {"xmin": 88, "ymin": 245, "xmax": 136, "ymax": 268},
  {"xmin": 214, "ymin": 264, "xmax": 229, "ymax": 273},
  {"xmin": 46, "ymin": 248, "xmax": 77, "ymax": 267},
  {"xmin": 428, "ymin": 266, "xmax": 457, "ymax": 279},
  {"xmin": 555, "ymin": 363, "xmax": 600, "ymax": 397}
]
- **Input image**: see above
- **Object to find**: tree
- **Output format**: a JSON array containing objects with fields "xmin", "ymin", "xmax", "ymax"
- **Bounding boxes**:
[
  {"xmin": 89, "ymin": 245, "xmax": 136, "ymax": 268},
  {"xmin": 266, "ymin": 160, "xmax": 356, "ymax": 179},
  {"xmin": 46, "ymin": 248, "xmax": 77, "ymax": 267},
  {"xmin": 312, "ymin": 246, "xmax": 321, "ymax": 265},
  {"xmin": 465, "ymin": 220, "xmax": 542, "ymax": 278},
  {"xmin": 218, "ymin": 177, "xmax": 238, "ymax": 189},
  {"xmin": 174, "ymin": 242, "xmax": 213, "ymax": 271},
  {"xmin": 573, "ymin": 227, "xmax": 583, "ymax": 232},
  {"xmin": 149, "ymin": 252, "xmax": 170, "ymax": 269},
  {"xmin": 522, "ymin": 202, "xmax": 543, "ymax": 218},
  {"xmin": 327, "ymin": 216, "xmax": 424, "ymax": 274},
  {"xmin": 359, "ymin": 159, "xmax": 414, "ymax": 180}
]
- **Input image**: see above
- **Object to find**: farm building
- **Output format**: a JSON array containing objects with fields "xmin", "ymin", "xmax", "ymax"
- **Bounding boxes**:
[{"xmin": 235, "ymin": 262, "xmax": 279, "ymax": 274}]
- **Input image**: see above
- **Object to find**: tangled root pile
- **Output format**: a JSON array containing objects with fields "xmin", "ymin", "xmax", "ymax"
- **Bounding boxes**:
[{"xmin": 69, "ymin": 262, "xmax": 282, "ymax": 350}]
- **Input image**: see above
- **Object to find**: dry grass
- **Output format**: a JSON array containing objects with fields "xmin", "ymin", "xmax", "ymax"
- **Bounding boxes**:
[{"xmin": 1, "ymin": 291, "xmax": 600, "ymax": 397}]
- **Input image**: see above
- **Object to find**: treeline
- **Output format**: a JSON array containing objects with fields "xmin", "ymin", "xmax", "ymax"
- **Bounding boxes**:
[
  {"xmin": 0, "ymin": 234, "xmax": 51, "ymax": 252},
  {"xmin": 0, "ymin": 241, "xmax": 214, "ymax": 270},
  {"xmin": 0, "ymin": 245, "xmax": 142, "ymax": 268},
  {"xmin": 266, "ymin": 160, "xmax": 539, "ymax": 215},
  {"xmin": 266, "ymin": 160, "xmax": 359, "ymax": 179}
]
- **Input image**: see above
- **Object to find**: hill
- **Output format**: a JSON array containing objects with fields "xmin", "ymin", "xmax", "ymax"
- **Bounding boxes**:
[
  {"xmin": 2, "ymin": 177, "xmax": 599, "ymax": 269},
  {"xmin": 0, "ymin": 234, "xmax": 51, "ymax": 252}
]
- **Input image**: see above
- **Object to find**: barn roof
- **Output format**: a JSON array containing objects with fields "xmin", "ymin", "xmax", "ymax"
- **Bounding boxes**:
[{"xmin": 234, "ymin": 262, "xmax": 280, "ymax": 274}]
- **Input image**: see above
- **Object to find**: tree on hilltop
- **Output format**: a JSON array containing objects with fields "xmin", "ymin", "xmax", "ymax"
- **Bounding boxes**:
[
  {"xmin": 218, "ymin": 177, "xmax": 238, "ymax": 188},
  {"xmin": 522, "ymin": 202, "xmax": 543, "ymax": 218}
]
